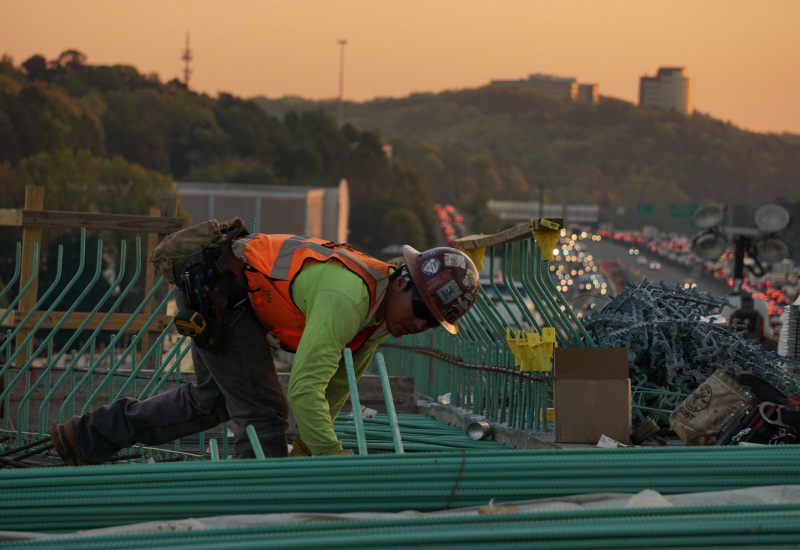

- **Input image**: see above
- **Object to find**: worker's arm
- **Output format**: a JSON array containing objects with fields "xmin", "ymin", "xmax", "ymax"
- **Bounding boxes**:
[
  {"xmin": 287, "ymin": 262, "xmax": 377, "ymax": 456},
  {"xmin": 324, "ymin": 335, "xmax": 386, "ymax": 422}
]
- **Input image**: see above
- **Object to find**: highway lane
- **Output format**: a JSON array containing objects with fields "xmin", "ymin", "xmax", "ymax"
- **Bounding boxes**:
[{"xmin": 579, "ymin": 236, "xmax": 733, "ymax": 300}]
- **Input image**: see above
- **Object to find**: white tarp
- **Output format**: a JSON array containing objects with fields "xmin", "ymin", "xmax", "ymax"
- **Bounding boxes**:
[{"xmin": 3, "ymin": 485, "xmax": 800, "ymax": 542}]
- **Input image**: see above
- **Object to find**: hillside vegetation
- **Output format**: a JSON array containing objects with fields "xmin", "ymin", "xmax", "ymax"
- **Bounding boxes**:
[
  {"xmin": 255, "ymin": 87, "xmax": 800, "ymax": 239},
  {"xmin": 0, "ymin": 51, "xmax": 438, "ymax": 270}
]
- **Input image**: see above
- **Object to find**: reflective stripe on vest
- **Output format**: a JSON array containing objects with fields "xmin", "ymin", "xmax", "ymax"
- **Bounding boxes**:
[{"xmin": 234, "ymin": 234, "xmax": 392, "ymax": 353}]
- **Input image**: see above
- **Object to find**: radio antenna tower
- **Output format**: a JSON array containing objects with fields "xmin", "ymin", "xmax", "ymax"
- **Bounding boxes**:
[{"xmin": 182, "ymin": 32, "xmax": 193, "ymax": 87}]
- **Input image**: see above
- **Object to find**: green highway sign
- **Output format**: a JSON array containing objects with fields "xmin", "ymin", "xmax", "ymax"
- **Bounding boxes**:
[
  {"xmin": 636, "ymin": 203, "xmax": 653, "ymax": 217},
  {"xmin": 670, "ymin": 203, "xmax": 698, "ymax": 218}
]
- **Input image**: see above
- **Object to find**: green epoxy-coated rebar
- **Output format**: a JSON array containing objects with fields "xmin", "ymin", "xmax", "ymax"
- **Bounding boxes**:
[
  {"xmin": 532, "ymin": 246, "xmax": 578, "ymax": 346},
  {"xmin": 57, "ymin": 239, "xmax": 142, "ymax": 422},
  {"xmin": 502, "ymin": 242, "xmax": 537, "ymax": 329},
  {"xmin": 375, "ymin": 353, "xmax": 404, "ymax": 453},
  {"xmin": 519, "ymin": 240, "xmax": 556, "ymax": 331},
  {"xmin": 208, "ymin": 438, "xmax": 219, "ymax": 461},
  {"xmin": 12, "ymin": 234, "xmax": 96, "ymax": 437},
  {"xmin": 246, "ymin": 425, "xmax": 265, "ymax": 459},
  {"xmin": 3, "ymin": 504, "xmax": 800, "ymax": 550},
  {"xmin": 0, "ymin": 243, "xmax": 21, "ymax": 305},
  {"xmin": 1, "ymin": 446, "xmax": 800, "ymax": 535},
  {"xmin": 343, "ymin": 347, "xmax": 367, "ymax": 455},
  {"xmin": 0, "ymin": 243, "xmax": 37, "ymax": 331},
  {"xmin": 3, "ymin": 216, "xmax": 788, "ymax": 550}
]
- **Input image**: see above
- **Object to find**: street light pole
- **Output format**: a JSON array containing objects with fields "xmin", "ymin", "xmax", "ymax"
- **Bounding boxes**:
[
  {"xmin": 731, "ymin": 235, "xmax": 750, "ymax": 296},
  {"xmin": 337, "ymin": 39, "xmax": 347, "ymax": 127},
  {"xmin": 538, "ymin": 179, "xmax": 544, "ymax": 218}
]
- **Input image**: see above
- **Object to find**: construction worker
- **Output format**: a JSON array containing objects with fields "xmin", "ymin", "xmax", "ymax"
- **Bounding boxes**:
[{"xmin": 49, "ymin": 231, "xmax": 480, "ymax": 464}]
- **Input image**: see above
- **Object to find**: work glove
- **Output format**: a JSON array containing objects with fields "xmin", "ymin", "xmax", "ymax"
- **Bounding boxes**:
[
  {"xmin": 332, "ymin": 449, "xmax": 354, "ymax": 456},
  {"xmin": 288, "ymin": 436, "xmax": 311, "ymax": 458}
]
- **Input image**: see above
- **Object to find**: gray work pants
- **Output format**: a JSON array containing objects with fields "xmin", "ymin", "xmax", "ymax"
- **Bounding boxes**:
[{"xmin": 74, "ymin": 299, "xmax": 290, "ymax": 462}]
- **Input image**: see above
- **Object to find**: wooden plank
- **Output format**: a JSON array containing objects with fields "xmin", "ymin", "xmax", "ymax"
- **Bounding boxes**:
[
  {"xmin": 144, "ymin": 197, "xmax": 179, "ymax": 303},
  {"xmin": 0, "ymin": 209, "xmax": 23, "ymax": 225},
  {"xmin": 144, "ymin": 198, "xmax": 179, "ymax": 367},
  {"xmin": 0, "ymin": 310, "xmax": 173, "ymax": 332},
  {"xmin": 0, "ymin": 209, "xmax": 183, "ymax": 233},
  {"xmin": 144, "ymin": 207, "xmax": 161, "ymax": 301},
  {"xmin": 455, "ymin": 221, "xmax": 534, "ymax": 250},
  {"xmin": 455, "ymin": 217, "xmax": 564, "ymax": 250},
  {"xmin": 16, "ymin": 186, "xmax": 44, "ymax": 353}
]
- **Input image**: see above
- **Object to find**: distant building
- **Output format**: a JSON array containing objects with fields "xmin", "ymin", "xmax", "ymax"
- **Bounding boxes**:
[
  {"xmin": 176, "ymin": 179, "xmax": 349, "ymax": 243},
  {"xmin": 490, "ymin": 73, "xmax": 599, "ymax": 104},
  {"xmin": 639, "ymin": 67, "xmax": 693, "ymax": 114}
]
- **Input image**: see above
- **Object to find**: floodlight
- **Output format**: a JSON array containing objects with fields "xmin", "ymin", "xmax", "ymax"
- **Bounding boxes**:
[
  {"xmin": 690, "ymin": 205, "xmax": 725, "ymax": 230},
  {"xmin": 754, "ymin": 204, "xmax": 790, "ymax": 233},
  {"xmin": 755, "ymin": 237, "xmax": 789, "ymax": 263},
  {"xmin": 692, "ymin": 232, "xmax": 728, "ymax": 261}
]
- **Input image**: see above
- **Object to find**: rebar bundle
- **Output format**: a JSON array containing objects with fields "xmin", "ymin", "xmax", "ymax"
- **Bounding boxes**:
[
  {"xmin": 4, "ymin": 502, "xmax": 800, "ymax": 549},
  {"xmin": 1, "ymin": 446, "xmax": 799, "ymax": 534}
]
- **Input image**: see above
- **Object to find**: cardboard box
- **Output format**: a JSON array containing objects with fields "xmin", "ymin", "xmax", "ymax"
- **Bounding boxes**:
[{"xmin": 554, "ymin": 348, "xmax": 632, "ymax": 444}]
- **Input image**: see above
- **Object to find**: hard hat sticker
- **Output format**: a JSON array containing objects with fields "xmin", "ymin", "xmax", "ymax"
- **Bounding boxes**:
[
  {"xmin": 436, "ymin": 280, "xmax": 462, "ymax": 304},
  {"xmin": 443, "ymin": 296, "xmax": 473, "ymax": 322},
  {"xmin": 444, "ymin": 253, "xmax": 466, "ymax": 269},
  {"xmin": 462, "ymin": 270, "xmax": 477, "ymax": 289},
  {"xmin": 421, "ymin": 258, "xmax": 441, "ymax": 276}
]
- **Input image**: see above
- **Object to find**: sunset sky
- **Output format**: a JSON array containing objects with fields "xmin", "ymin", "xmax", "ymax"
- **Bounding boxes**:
[{"xmin": 3, "ymin": 0, "xmax": 799, "ymax": 135}]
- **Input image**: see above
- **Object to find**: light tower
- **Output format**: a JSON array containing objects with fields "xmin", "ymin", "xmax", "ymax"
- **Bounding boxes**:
[
  {"xmin": 182, "ymin": 32, "xmax": 193, "ymax": 87},
  {"xmin": 337, "ymin": 39, "xmax": 347, "ymax": 126}
]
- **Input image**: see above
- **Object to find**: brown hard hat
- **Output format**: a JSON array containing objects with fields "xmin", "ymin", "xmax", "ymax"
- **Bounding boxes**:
[{"xmin": 402, "ymin": 245, "xmax": 480, "ymax": 334}]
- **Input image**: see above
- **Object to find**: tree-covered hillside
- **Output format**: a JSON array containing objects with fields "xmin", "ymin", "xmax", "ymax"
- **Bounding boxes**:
[
  {"xmin": 0, "ymin": 51, "xmax": 437, "ymax": 266},
  {"xmin": 255, "ymin": 87, "xmax": 800, "ymax": 237}
]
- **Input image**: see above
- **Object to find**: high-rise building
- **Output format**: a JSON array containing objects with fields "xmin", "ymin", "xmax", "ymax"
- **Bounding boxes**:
[
  {"xmin": 491, "ymin": 73, "xmax": 599, "ymax": 104},
  {"xmin": 639, "ymin": 67, "xmax": 693, "ymax": 114}
]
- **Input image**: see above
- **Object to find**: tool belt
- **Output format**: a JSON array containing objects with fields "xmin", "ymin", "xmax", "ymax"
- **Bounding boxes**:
[
  {"xmin": 151, "ymin": 217, "xmax": 249, "ymax": 352},
  {"xmin": 715, "ymin": 400, "xmax": 800, "ymax": 445}
]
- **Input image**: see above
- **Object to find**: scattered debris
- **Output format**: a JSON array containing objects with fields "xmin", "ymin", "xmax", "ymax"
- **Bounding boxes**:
[{"xmin": 583, "ymin": 281, "xmax": 800, "ymax": 420}]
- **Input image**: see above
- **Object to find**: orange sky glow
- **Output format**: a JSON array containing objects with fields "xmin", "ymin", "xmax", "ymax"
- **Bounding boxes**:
[{"xmin": 2, "ymin": 0, "xmax": 799, "ymax": 135}]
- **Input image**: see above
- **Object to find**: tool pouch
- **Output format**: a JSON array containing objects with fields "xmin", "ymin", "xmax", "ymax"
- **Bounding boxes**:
[
  {"xmin": 669, "ymin": 369, "xmax": 758, "ymax": 446},
  {"xmin": 150, "ymin": 217, "xmax": 248, "ymax": 284},
  {"xmin": 152, "ymin": 217, "xmax": 249, "ymax": 352}
]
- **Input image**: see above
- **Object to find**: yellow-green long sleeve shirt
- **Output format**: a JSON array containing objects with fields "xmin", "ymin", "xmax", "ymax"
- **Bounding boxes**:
[{"xmin": 286, "ymin": 261, "xmax": 389, "ymax": 455}]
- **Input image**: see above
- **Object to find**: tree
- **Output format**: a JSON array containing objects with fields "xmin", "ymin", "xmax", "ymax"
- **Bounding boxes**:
[{"xmin": 380, "ymin": 208, "xmax": 426, "ymax": 250}]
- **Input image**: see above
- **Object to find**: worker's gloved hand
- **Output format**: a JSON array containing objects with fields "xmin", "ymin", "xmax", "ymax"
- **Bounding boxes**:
[
  {"xmin": 331, "ymin": 449, "xmax": 354, "ymax": 456},
  {"xmin": 288, "ymin": 436, "xmax": 311, "ymax": 458}
]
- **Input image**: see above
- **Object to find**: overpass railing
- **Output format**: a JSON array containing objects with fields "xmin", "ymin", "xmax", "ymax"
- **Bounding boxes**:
[
  {"xmin": 374, "ymin": 218, "xmax": 596, "ymax": 433},
  {"xmin": 2, "ymin": 210, "xmax": 597, "ymax": 461}
]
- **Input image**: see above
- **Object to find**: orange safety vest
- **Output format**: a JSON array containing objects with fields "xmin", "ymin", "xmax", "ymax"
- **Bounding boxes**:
[{"xmin": 232, "ymin": 234, "xmax": 392, "ymax": 353}]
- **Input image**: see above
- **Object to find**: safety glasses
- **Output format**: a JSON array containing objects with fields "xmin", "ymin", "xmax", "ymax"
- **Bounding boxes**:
[{"xmin": 408, "ymin": 277, "xmax": 440, "ymax": 328}]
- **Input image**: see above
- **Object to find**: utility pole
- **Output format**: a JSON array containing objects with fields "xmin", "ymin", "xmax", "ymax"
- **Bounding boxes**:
[
  {"xmin": 337, "ymin": 39, "xmax": 347, "ymax": 126},
  {"xmin": 538, "ymin": 180, "xmax": 544, "ymax": 218},
  {"xmin": 182, "ymin": 32, "xmax": 193, "ymax": 87}
]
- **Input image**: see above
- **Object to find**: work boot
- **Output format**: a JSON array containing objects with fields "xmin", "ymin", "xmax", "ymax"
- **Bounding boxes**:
[
  {"xmin": 288, "ymin": 436, "xmax": 311, "ymax": 457},
  {"xmin": 48, "ymin": 419, "xmax": 95, "ymax": 466}
]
